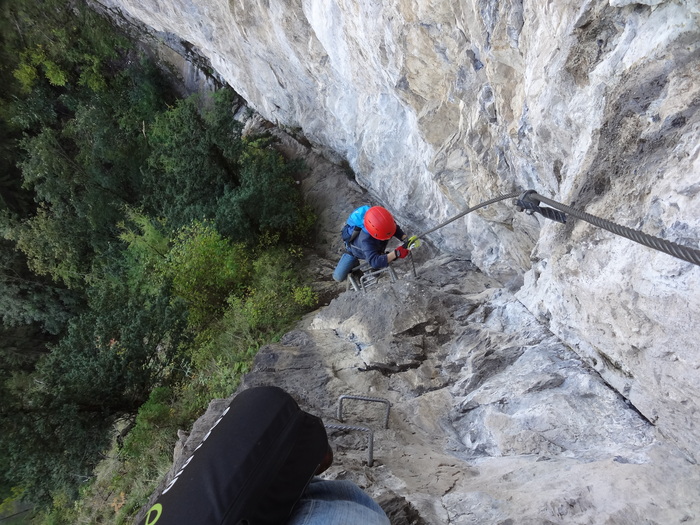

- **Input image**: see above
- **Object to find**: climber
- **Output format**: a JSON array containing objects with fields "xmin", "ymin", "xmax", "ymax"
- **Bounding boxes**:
[
  {"xmin": 137, "ymin": 386, "xmax": 390, "ymax": 525},
  {"xmin": 332, "ymin": 205, "xmax": 411, "ymax": 282}
]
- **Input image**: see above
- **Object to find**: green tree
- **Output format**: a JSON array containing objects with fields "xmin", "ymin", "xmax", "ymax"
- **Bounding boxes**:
[
  {"xmin": 117, "ymin": 208, "xmax": 170, "ymax": 295},
  {"xmin": 8, "ymin": 0, "xmax": 125, "ymax": 94},
  {"xmin": 0, "ymin": 0, "xmax": 182, "ymax": 509},
  {"xmin": 0, "ymin": 0, "xmax": 316, "ymax": 514},
  {"xmin": 216, "ymin": 136, "xmax": 305, "ymax": 241},
  {"xmin": 141, "ymin": 92, "xmax": 243, "ymax": 232},
  {"xmin": 0, "ymin": 238, "xmax": 78, "ymax": 335},
  {"xmin": 0, "ymin": 273, "xmax": 190, "ymax": 503},
  {"xmin": 160, "ymin": 220, "xmax": 251, "ymax": 328},
  {"xmin": 225, "ymin": 246, "xmax": 317, "ymax": 337},
  {"xmin": 0, "ymin": 121, "xmax": 32, "ymax": 216},
  {"xmin": 143, "ymin": 91, "xmax": 308, "ymax": 243},
  {"xmin": 4, "ymin": 29, "xmax": 173, "ymax": 288},
  {"xmin": 1, "ymin": 403, "xmax": 114, "ymax": 505},
  {"xmin": 39, "ymin": 285, "xmax": 187, "ymax": 414},
  {"xmin": 7, "ymin": 203, "xmax": 95, "ymax": 288}
]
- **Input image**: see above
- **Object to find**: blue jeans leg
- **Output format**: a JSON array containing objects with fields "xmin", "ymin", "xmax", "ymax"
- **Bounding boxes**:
[
  {"xmin": 286, "ymin": 478, "xmax": 390, "ymax": 525},
  {"xmin": 332, "ymin": 253, "xmax": 360, "ymax": 282}
]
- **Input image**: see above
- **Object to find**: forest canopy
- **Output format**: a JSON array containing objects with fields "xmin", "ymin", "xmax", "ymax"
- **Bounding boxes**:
[{"xmin": 0, "ymin": 0, "xmax": 316, "ymax": 519}]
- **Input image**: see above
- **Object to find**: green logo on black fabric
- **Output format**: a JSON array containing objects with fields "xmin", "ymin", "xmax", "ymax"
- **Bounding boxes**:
[{"xmin": 145, "ymin": 503, "xmax": 163, "ymax": 524}]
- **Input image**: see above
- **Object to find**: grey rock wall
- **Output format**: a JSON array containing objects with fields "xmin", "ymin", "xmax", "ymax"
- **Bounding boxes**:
[
  {"xmin": 153, "ymin": 246, "xmax": 699, "ymax": 523},
  {"xmin": 135, "ymin": 121, "xmax": 700, "ymax": 524},
  {"xmin": 101, "ymin": 0, "xmax": 700, "ymax": 506}
]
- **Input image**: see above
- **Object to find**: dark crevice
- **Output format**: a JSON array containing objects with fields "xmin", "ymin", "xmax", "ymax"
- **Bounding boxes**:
[
  {"xmin": 394, "ymin": 320, "xmax": 435, "ymax": 337},
  {"xmin": 596, "ymin": 349, "xmax": 634, "ymax": 379},
  {"xmin": 598, "ymin": 378, "xmax": 656, "ymax": 426},
  {"xmin": 358, "ymin": 360, "xmax": 424, "ymax": 376}
]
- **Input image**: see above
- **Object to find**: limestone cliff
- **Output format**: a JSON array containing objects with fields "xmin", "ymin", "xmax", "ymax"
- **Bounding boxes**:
[
  {"xmin": 136, "ymin": 126, "xmax": 699, "ymax": 524},
  {"xmin": 105, "ymin": 0, "xmax": 700, "ymax": 523}
]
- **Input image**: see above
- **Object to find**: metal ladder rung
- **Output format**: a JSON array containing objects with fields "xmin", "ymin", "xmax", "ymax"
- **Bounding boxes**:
[
  {"xmin": 324, "ymin": 424, "xmax": 375, "ymax": 467},
  {"xmin": 337, "ymin": 395, "xmax": 391, "ymax": 429},
  {"xmin": 347, "ymin": 263, "xmax": 397, "ymax": 292},
  {"xmin": 325, "ymin": 395, "xmax": 391, "ymax": 467}
]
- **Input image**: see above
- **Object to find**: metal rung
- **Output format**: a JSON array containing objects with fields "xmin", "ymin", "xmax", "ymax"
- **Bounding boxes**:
[
  {"xmin": 325, "ymin": 424, "xmax": 375, "ymax": 467},
  {"xmin": 346, "ymin": 273, "xmax": 361, "ymax": 292},
  {"xmin": 337, "ymin": 395, "xmax": 391, "ymax": 429},
  {"xmin": 345, "ymin": 258, "xmax": 400, "ymax": 293},
  {"xmin": 356, "ymin": 264, "xmax": 397, "ymax": 292}
]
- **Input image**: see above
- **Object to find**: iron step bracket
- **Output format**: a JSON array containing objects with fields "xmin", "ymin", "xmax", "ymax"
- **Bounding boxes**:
[
  {"xmin": 337, "ymin": 394, "xmax": 391, "ymax": 429},
  {"xmin": 325, "ymin": 424, "xmax": 375, "ymax": 467},
  {"xmin": 347, "ymin": 273, "xmax": 361, "ymax": 292},
  {"xmin": 345, "ymin": 252, "xmax": 412, "ymax": 292},
  {"xmin": 360, "ymin": 264, "xmax": 398, "ymax": 290}
]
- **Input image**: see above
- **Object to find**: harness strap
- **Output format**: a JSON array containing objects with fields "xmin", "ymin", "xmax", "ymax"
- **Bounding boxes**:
[{"xmin": 348, "ymin": 227, "xmax": 361, "ymax": 245}]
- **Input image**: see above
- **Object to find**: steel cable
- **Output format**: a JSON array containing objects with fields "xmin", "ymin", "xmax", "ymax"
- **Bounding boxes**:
[
  {"xmin": 532, "ymin": 193, "xmax": 700, "ymax": 267},
  {"xmin": 410, "ymin": 189, "xmax": 699, "ymax": 267},
  {"xmin": 416, "ymin": 191, "xmax": 521, "ymax": 238}
]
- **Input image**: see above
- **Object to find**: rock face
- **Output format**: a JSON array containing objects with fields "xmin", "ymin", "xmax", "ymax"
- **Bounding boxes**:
[
  {"xmin": 155, "ymin": 246, "xmax": 699, "ymax": 523},
  {"xmin": 246, "ymin": 258, "xmax": 698, "ymax": 524},
  {"xmin": 136, "ymin": 129, "xmax": 700, "ymax": 524},
  {"xmin": 101, "ymin": 0, "xmax": 700, "ymax": 520}
]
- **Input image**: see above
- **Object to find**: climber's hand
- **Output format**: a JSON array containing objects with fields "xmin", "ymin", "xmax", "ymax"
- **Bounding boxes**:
[
  {"xmin": 403, "ymin": 235, "xmax": 421, "ymax": 250},
  {"xmin": 394, "ymin": 246, "xmax": 410, "ymax": 259}
]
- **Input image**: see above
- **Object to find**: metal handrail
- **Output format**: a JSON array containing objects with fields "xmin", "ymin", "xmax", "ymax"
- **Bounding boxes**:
[
  {"xmin": 324, "ymin": 424, "xmax": 375, "ymax": 467},
  {"xmin": 337, "ymin": 395, "xmax": 391, "ymax": 429}
]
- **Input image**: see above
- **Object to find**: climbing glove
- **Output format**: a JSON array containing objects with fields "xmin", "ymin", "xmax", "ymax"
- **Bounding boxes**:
[
  {"xmin": 394, "ymin": 246, "xmax": 410, "ymax": 259},
  {"xmin": 403, "ymin": 235, "xmax": 421, "ymax": 250}
]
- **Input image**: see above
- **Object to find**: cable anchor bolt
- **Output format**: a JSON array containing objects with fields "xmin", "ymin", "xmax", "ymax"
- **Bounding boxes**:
[{"xmin": 514, "ymin": 190, "xmax": 567, "ymax": 224}]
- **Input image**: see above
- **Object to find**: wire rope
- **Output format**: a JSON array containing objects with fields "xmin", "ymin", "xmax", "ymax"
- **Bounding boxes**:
[
  {"xmin": 532, "ymin": 193, "xmax": 700, "ymax": 267},
  {"xmin": 415, "ymin": 191, "xmax": 521, "ymax": 238},
  {"xmin": 410, "ymin": 189, "xmax": 700, "ymax": 267}
]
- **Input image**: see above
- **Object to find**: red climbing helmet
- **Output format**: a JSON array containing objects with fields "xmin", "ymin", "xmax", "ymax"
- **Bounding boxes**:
[{"xmin": 364, "ymin": 206, "xmax": 396, "ymax": 240}]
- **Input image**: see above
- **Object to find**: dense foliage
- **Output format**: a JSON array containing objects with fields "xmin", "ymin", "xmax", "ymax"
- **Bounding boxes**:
[{"xmin": 0, "ymin": 0, "xmax": 317, "ymax": 521}]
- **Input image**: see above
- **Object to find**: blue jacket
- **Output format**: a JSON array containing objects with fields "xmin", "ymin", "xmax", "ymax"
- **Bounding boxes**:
[
  {"xmin": 347, "ymin": 205, "xmax": 370, "ymax": 232},
  {"xmin": 348, "ymin": 226, "xmax": 405, "ymax": 269}
]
